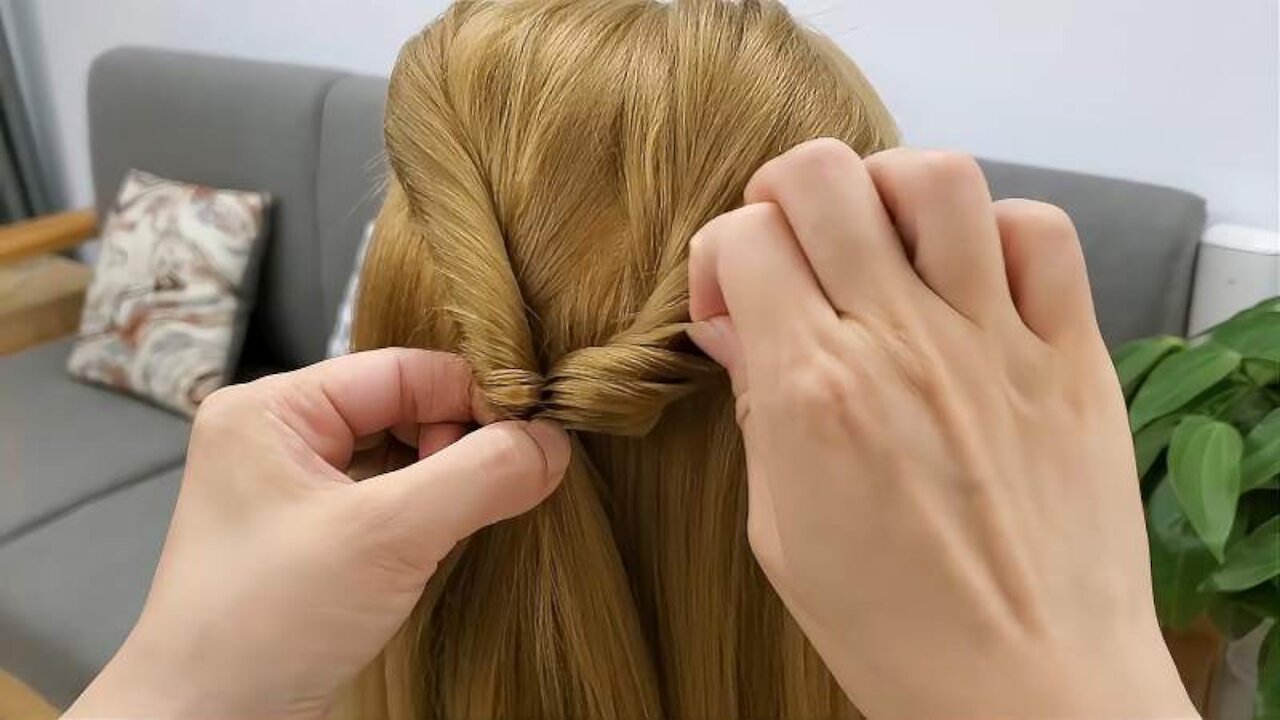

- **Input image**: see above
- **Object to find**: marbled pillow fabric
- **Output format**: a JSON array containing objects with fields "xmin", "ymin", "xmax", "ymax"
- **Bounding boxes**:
[{"xmin": 67, "ymin": 169, "xmax": 270, "ymax": 416}]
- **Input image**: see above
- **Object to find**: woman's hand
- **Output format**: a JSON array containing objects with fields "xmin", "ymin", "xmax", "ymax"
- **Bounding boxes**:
[
  {"xmin": 66, "ymin": 349, "xmax": 570, "ymax": 720},
  {"xmin": 688, "ymin": 140, "xmax": 1197, "ymax": 720}
]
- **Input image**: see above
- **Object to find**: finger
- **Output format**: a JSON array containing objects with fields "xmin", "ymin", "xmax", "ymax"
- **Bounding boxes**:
[
  {"xmin": 865, "ymin": 149, "xmax": 1018, "ymax": 327},
  {"xmin": 688, "ymin": 232, "xmax": 728, "ymax": 322},
  {"xmin": 347, "ymin": 438, "xmax": 415, "ymax": 481},
  {"xmin": 687, "ymin": 315, "xmax": 743, "ymax": 378},
  {"xmin": 353, "ymin": 431, "xmax": 388, "ymax": 453},
  {"xmin": 689, "ymin": 203, "xmax": 836, "ymax": 360},
  {"xmin": 419, "ymin": 423, "xmax": 467, "ymax": 459},
  {"xmin": 994, "ymin": 199, "xmax": 1100, "ymax": 345},
  {"xmin": 744, "ymin": 138, "xmax": 919, "ymax": 316},
  {"xmin": 687, "ymin": 315, "xmax": 748, "ymax": 406},
  {"xmin": 390, "ymin": 422, "xmax": 418, "ymax": 449},
  {"xmin": 258, "ymin": 348, "xmax": 480, "ymax": 468},
  {"xmin": 357, "ymin": 420, "xmax": 571, "ymax": 563}
]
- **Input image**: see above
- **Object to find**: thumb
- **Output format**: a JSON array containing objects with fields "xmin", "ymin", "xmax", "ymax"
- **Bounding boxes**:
[{"xmin": 356, "ymin": 419, "xmax": 571, "ymax": 560}]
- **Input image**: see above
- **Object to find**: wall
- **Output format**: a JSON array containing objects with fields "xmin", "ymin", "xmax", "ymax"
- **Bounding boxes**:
[{"xmin": 7, "ymin": 0, "xmax": 1278, "ymax": 229}]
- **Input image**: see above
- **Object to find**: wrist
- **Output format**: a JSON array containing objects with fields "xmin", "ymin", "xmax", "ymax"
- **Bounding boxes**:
[
  {"xmin": 64, "ymin": 619, "xmax": 322, "ymax": 720},
  {"xmin": 822, "ymin": 624, "xmax": 1200, "ymax": 720},
  {"xmin": 1005, "ymin": 638, "xmax": 1199, "ymax": 720},
  {"xmin": 65, "ymin": 637, "xmax": 198, "ymax": 719}
]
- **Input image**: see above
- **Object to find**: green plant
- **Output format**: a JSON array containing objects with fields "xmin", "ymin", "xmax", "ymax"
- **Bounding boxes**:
[{"xmin": 1114, "ymin": 296, "xmax": 1280, "ymax": 719}]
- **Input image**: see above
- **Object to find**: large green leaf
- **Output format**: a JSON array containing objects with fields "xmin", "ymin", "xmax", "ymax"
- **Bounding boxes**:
[
  {"xmin": 1169, "ymin": 417, "xmax": 1243, "ymax": 560},
  {"xmin": 1230, "ymin": 388, "xmax": 1280, "ymax": 429},
  {"xmin": 1185, "ymin": 382, "xmax": 1252, "ymax": 418},
  {"xmin": 1148, "ymin": 477, "xmax": 1220, "ymax": 628},
  {"xmin": 1134, "ymin": 415, "xmax": 1183, "ymax": 479},
  {"xmin": 1206, "ymin": 518, "xmax": 1280, "ymax": 592},
  {"xmin": 1244, "ymin": 358, "xmax": 1280, "ymax": 387},
  {"xmin": 1129, "ymin": 342, "xmax": 1242, "ymax": 432},
  {"xmin": 1205, "ymin": 296, "xmax": 1280, "ymax": 338},
  {"xmin": 1213, "ymin": 306, "xmax": 1280, "ymax": 363},
  {"xmin": 1113, "ymin": 336, "xmax": 1185, "ymax": 400},
  {"xmin": 1257, "ymin": 624, "xmax": 1280, "ymax": 720},
  {"xmin": 1244, "ymin": 409, "xmax": 1280, "ymax": 492}
]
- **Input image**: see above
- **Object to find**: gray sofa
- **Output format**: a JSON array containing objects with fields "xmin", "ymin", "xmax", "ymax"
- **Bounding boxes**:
[{"xmin": 0, "ymin": 46, "xmax": 1207, "ymax": 707}]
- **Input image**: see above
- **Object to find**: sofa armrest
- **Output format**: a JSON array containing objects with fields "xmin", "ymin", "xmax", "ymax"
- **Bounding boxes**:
[{"xmin": 0, "ymin": 209, "xmax": 98, "ymax": 265}]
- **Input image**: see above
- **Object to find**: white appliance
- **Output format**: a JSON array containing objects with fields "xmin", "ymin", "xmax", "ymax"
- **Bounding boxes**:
[{"xmin": 1188, "ymin": 224, "xmax": 1280, "ymax": 334}]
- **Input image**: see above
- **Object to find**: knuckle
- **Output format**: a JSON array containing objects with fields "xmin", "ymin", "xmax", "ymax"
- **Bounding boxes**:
[
  {"xmin": 995, "ymin": 199, "xmax": 1085, "ymax": 268},
  {"xmin": 785, "ymin": 137, "xmax": 860, "ymax": 172},
  {"xmin": 762, "ymin": 137, "xmax": 859, "ymax": 188},
  {"xmin": 916, "ymin": 150, "xmax": 985, "ymax": 189},
  {"xmin": 192, "ymin": 383, "xmax": 255, "ymax": 435},
  {"xmin": 713, "ymin": 203, "xmax": 791, "ymax": 276},
  {"xmin": 997, "ymin": 199, "xmax": 1078, "ymax": 240},
  {"xmin": 862, "ymin": 145, "xmax": 912, "ymax": 172},
  {"xmin": 867, "ymin": 149, "xmax": 988, "ymax": 203},
  {"xmin": 699, "ymin": 201, "xmax": 784, "ymax": 244},
  {"xmin": 736, "ymin": 201, "xmax": 790, "ymax": 235},
  {"xmin": 777, "ymin": 357, "xmax": 857, "ymax": 415},
  {"xmin": 482, "ymin": 423, "xmax": 547, "ymax": 479}
]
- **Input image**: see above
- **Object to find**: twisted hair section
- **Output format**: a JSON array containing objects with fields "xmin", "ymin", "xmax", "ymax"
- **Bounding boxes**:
[
  {"xmin": 345, "ymin": 0, "xmax": 897, "ymax": 717},
  {"xmin": 383, "ymin": 2, "xmax": 722, "ymax": 436}
]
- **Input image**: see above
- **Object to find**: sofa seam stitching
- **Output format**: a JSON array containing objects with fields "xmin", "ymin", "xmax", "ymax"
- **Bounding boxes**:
[{"xmin": 0, "ymin": 455, "xmax": 188, "ymax": 546}]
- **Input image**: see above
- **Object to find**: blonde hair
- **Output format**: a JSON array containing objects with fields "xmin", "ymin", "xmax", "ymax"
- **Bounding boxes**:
[{"xmin": 346, "ymin": 1, "xmax": 897, "ymax": 717}]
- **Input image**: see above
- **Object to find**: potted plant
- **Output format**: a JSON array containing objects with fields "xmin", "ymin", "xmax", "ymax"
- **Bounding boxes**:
[{"xmin": 1114, "ymin": 297, "xmax": 1280, "ymax": 720}]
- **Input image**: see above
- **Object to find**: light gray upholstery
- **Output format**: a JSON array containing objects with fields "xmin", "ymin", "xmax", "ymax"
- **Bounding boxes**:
[
  {"xmin": 315, "ymin": 76, "xmax": 388, "ymax": 327},
  {"xmin": 0, "ymin": 46, "xmax": 1209, "ymax": 706},
  {"xmin": 981, "ymin": 160, "xmax": 1205, "ymax": 346},
  {"xmin": 0, "ymin": 466, "xmax": 181, "ymax": 707},
  {"xmin": 89, "ymin": 47, "xmax": 348, "ymax": 369},
  {"xmin": 0, "ymin": 339, "xmax": 188, "ymax": 542}
]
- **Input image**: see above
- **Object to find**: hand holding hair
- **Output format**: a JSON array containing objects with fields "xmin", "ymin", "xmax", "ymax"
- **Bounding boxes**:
[
  {"xmin": 687, "ymin": 139, "xmax": 1199, "ymax": 720},
  {"xmin": 61, "ymin": 142, "xmax": 1200, "ymax": 720},
  {"xmin": 64, "ymin": 349, "xmax": 571, "ymax": 720}
]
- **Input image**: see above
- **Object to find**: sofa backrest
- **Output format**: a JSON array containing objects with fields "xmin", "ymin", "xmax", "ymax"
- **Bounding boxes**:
[
  {"xmin": 87, "ymin": 47, "xmax": 1203, "ymax": 373},
  {"xmin": 981, "ymin": 160, "xmax": 1204, "ymax": 346},
  {"xmin": 314, "ymin": 76, "xmax": 388, "ymax": 340},
  {"xmin": 88, "ymin": 47, "xmax": 386, "ymax": 370}
]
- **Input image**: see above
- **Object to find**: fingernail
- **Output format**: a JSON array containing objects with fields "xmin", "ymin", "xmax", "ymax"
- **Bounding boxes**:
[
  {"xmin": 686, "ymin": 318, "xmax": 721, "ymax": 348},
  {"xmin": 687, "ymin": 317, "xmax": 732, "ymax": 367},
  {"xmin": 526, "ymin": 419, "xmax": 571, "ymax": 482}
]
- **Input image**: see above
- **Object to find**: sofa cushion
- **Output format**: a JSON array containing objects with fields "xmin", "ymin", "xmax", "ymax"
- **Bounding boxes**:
[
  {"xmin": 0, "ymin": 339, "xmax": 189, "ymax": 542},
  {"xmin": 88, "ymin": 48, "xmax": 348, "ymax": 369},
  {"xmin": 68, "ymin": 170, "xmax": 271, "ymax": 416},
  {"xmin": 0, "ymin": 465, "xmax": 181, "ymax": 708}
]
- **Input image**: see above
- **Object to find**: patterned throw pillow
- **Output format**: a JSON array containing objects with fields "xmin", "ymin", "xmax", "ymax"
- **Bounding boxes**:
[
  {"xmin": 67, "ymin": 169, "xmax": 270, "ymax": 416},
  {"xmin": 325, "ymin": 221, "xmax": 375, "ymax": 358}
]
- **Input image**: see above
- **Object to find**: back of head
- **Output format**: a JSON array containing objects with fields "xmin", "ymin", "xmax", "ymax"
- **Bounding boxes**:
[{"xmin": 349, "ymin": 1, "xmax": 896, "ymax": 717}]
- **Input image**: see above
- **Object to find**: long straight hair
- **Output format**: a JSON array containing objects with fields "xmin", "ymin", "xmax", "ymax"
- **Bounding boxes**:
[{"xmin": 346, "ymin": 2, "xmax": 898, "ymax": 717}]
